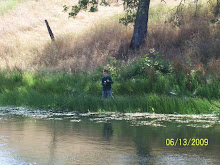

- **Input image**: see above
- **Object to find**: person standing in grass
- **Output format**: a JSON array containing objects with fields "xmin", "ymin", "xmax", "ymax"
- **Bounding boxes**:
[{"xmin": 102, "ymin": 70, "xmax": 114, "ymax": 98}]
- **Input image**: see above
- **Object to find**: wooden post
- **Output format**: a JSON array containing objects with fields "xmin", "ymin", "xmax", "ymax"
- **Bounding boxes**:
[{"xmin": 45, "ymin": 20, "xmax": 55, "ymax": 41}]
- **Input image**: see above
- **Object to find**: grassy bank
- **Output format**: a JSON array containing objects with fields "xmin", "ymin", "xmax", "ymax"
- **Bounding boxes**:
[
  {"xmin": 0, "ymin": 90, "xmax": 218, "ymax": 114},
  {"xmin": 0, "ymin": 0, "xmax": 219, "ymax": 113},
  {"xmin": 0, "ymin": 53, "xmax": 219, "ymax": 114}
]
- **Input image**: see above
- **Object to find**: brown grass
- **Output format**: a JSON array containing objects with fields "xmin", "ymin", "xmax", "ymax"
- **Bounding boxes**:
[
  {"xmin": 208, "ymin": 59, "xmax": 220, "ymax": 77},
  {"xmin": 0, "ymin": 0, "xmax": 123, "ymax": 71},
  {"xmin": 32, "ymin": 17, "xmax": 131, "ymax": 72}
]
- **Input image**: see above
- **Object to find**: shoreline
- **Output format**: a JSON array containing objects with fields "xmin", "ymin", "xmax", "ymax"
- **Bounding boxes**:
[
  {"xmin": 0, "ymin": 66, "xmax": 219, "ymax": 114},
  {"xmin": 0, "ymin": 94, "xmax": 219, "ymax": 114}
]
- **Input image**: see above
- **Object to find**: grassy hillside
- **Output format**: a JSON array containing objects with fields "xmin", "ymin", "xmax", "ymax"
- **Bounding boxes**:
[
  {"xmin": 0, "ymin": 50, "xmax": 219, "ymax": 113},
  {"xmin": 0, "ymin": 0, "xmax": 123, "ymax": 70},
  {"xmin": 0, "ymin": 0, "xmax": 219, "ymax": 72},
  {"xmin": 0, "ymin": 0, "xmax": 219, "ymax": 113}
]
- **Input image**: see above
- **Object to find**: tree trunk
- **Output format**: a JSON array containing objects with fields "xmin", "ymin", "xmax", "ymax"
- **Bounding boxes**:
[
  {"xmin": 217, "ymin": 0, "xmax": 220, "ymax": 15},
  {"xmin": 130, "ymin": 0, "xmax": 151, "ymax": 49}
]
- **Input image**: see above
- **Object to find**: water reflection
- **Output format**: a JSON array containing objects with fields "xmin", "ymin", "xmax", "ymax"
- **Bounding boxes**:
[
  {"xmin": 48, "ymin": 122, "xmax": 58, "ymax": 165},
  {"xmin": 133, "ymin": 127, "xmax": 151, "ymax": 164},
  {"xmin": 103, "ymin": 122, "xmax": 113, "ymax": 140}
]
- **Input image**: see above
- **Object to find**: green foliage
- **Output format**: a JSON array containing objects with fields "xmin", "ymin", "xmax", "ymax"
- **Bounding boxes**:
[
  {"xmin": 63, "ymin": 0, "xmax": 99, "ymax": 17},
  {"xmin": 119, "ymin": 0, "xmax": 139, "ymax": 26},
  {"xmin": 0, "ymin": 51, "xmax": 219, "ymax": 113},
  {"xmin": 0, "ymin": 85, "xmax": 218, "ymax": 113},
  {"xmin": 105, "ymin": 49, "xmax": 172, "ymax": 80},
  {"xmin": 102, "ymin": 50, "xmax": 219, "ymax": 99},
  {"xmin": 63, "ymin": 0, "xmax": 140, "ymax": 25}
]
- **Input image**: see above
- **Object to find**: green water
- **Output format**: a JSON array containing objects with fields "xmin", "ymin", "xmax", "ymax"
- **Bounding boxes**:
[{"xmin": 0, "ymin": 107, "xmax": 220, "ymax": 165}]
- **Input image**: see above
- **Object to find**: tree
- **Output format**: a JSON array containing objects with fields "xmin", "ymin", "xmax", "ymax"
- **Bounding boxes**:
[
  {"xmin": 216, "ymin": 0, "xmax": 220, "ymax": 15},
  {"xmin": 130, "ymin": 0, "xmax": 150, "ymax": 49},
  {"xmin": 63, "ymin": 0, "xmax": 151, "ymax": 49}
]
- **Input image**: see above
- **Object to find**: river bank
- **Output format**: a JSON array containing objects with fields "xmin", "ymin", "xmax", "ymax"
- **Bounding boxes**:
[{"xmin": 0, "ymin": 55, "xmax": 219, "ymax": 114}]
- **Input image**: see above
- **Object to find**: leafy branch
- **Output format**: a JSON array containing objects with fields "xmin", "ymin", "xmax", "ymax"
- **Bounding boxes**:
[{"xmin": 63, "ymin": 0, "xmax": 141, "ymax": 26}]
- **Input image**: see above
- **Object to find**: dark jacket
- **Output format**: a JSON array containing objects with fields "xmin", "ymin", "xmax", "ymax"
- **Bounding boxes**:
[{"xmin": 102, "ymin": 76, "xmax": 113, "ymax": 91}]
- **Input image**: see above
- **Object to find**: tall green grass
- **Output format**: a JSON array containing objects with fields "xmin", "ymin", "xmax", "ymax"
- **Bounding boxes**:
[
  {"xmin": 0, "ymin": 58, "xmax": 219, "ymax": 114},
  {"xmin": 0, "ymin": 90, "xmax": 217, "ymax": 114}
]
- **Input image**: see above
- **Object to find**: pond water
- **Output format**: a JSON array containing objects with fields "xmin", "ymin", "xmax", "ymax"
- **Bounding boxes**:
[{"xmin": 0, "ymin": 107, "xmax": 220, "ymax": 165}]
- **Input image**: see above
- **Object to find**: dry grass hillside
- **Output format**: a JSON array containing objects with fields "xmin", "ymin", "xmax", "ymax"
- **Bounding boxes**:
[
  {"xmin": 0, "ymin": 0, "xmax": 124, "ymax": 71},
  {"xmin": 0, "ymin": 0, "xmax": 219, "ymax": 73}
]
